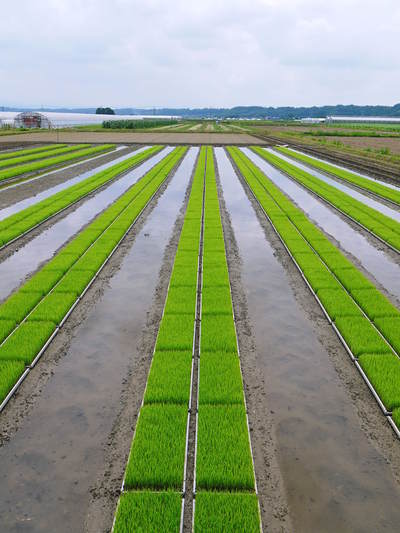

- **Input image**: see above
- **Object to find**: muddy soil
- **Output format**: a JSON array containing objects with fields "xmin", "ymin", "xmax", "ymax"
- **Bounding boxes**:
[
  {"xmin": 0, "ymin": 148, "xmax": 198, "ymax": 533},
  {"xmin": 0, "ymin": 146, "xmax": 135, "ymax": 209},
  {"xmin": 218, "ymin": 147, "xmax": 400, "ymax": 532},
  {"xmin": 0, "ymin": 131, "xmax": 266, "ymax": 146}
]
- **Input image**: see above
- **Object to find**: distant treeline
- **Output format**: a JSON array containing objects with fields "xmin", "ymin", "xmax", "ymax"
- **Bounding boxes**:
[
  {"xmin": 3, "ymin": 104, "xmax": 400, "ymax": 120},
  {"xmin": 102, "ymin": 119, "xmax": 179, "ymax": 129}
]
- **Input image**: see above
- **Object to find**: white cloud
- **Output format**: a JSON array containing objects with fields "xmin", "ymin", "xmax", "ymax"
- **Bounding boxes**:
[{"xmin": 1, "ymin": 0, "xmax": 399, "ymax": 107}]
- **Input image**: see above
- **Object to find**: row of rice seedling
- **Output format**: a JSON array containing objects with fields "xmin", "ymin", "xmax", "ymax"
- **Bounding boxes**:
[
  {"xmin": 0, "ymin": 144, "xmax": 91, "ymax": 170},
  {"xmin": 112, "ymin": 147, "xmax": 206, "ymax": 532},
  {"xmin": 0, "ymin": 145, "xmax": 163, "ymax": 249},
  {"xmin": 0, "ymin": 144, "xmax": 68, "ymax": 162},
  {"xmin": 0, "ymin": 146, "xmax": 187, "ymax": 412},
  {"xmin": 252, "ymin": 147, "xmax": 400, "ymax": 253},
  {"xmin": 276, "ymin": 146, "xmax": 400, "ymax": 206},
  {"xmin": 0, "ymin": 144, "xmax": 116, "ymax": 184},
  {"xmin": 228, "ymin": 146, "xmax": 400, "ymax": 436},
  {"xmin": 193, "ymin": 147, "xmax": 261, "ymax": 532}
]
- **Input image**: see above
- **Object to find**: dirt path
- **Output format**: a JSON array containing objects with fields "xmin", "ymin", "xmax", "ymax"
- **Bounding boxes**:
[
  {"xmin": 0, "ymin": 131, "xmax": 266, "ymax": 146},
  {"xmin": 0, "ymin": 149, "xmax": 197, "ymax": 533},
  {"xmin": 217, "ymin": 147, "xmax": 400, "ymax": 532}
]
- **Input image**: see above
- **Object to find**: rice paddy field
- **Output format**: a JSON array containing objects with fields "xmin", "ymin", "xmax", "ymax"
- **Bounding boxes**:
[{"xmin": 1, "ymin": 137, "xmax": 400, "ymax": 532}]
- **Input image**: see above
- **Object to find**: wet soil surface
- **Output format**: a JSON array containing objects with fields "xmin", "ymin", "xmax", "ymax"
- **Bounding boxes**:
[
  {"xmin": 0, "ymin": 146, "xmax": 135, "ymax": 210},
  {"xmin": 243, "ymin": 148, "xmax": 400, "ymax": 305},
  {"xmin": 217, "ymin": 147, "xmax": 400, "ymax": 532},
  {"xmin": 0, "ymin": 148, "xmax": 172, "ymax": 303},
  {"xmin": 0, "ymin": 148, "xmax": 198, "ymax": 533}
]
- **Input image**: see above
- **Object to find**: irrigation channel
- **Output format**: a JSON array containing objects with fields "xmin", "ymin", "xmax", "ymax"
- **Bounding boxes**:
[
  {"xmin": 1, "ymin": 143, "xmax": 400, "ymax": 532},
  {"xmin": 0, "ymin": 147, "xmax": 172, "ymax": 302},
  {"xmin": 0, "ymin": 147, "xmax": 197, "ymax": 532}
]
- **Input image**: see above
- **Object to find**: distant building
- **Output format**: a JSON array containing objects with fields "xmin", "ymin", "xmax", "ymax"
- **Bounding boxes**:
[
  {"xmin": 327, "ymin": 116, "xmax": 400, "ymax": 124},
  {"xmin": 14, "ymin": 112, "xmax": 52, "ymax": 129},
  {"xmin": 296, "ymin": 118, "xmax": 326, "ymax": 124}
]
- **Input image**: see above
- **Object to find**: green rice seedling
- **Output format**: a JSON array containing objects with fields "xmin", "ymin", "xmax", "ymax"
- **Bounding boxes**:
[
  {"xmin": 282, "ymin": 238, "xmax": 312, "ymax": 254},
  {"xmin": 113, "ymin": 491, "xmax": 182, "ymax": 533},
  {"xmin": 302, "ymin": 267, "xmax": 341, "ymax": 292},
  {"xmin": 201, "ymin": 287, "xmax": 233, "ymax": 315},
  {"xmin": 176, "ymin": 237, "xmax": 199, "ymax": 252},
  {"xmin": 334, "ymin": 268, "xmax": 375, "ymax": 292},
  {"xmin": 202, "ymin": 266, "xmax": 230, "ymax": 288},
  {"xmin": 124, "ymin": 404, "xmax": 188, "ymax": 489},
  {"xmin": 0, "ymin": 144, "xmax": 68, "ymax": 162},
  {"xmin": 169, "ymin": 266, "xmax": 198, "ymax": 288},
  {"xmin": 392, "ymin": 408, "xmax": 400, "ymax": 431},
  {"xmin": 358, "ymin": 353, "xmax": 400, "ymax": 410},
  {"xmin": 164, "ymin": 286, "xmax": 197, "ymax": 315},
  {"xmin": 42, "ymin": 253, "xmax": 80, "ymax": 273},
  {"xmin": 318, "ymin": 251, "xmax": 354, "ymax": 272},
  {"xmin": 202, "ymin": 251, "xmax": 227, "ymax": 270},
  {"xmin": 0, "ymin": 320, "xmax": 56, "ymax": 363},
  {"xmin": 334, "ymin": 317, "xmax": 392, "ymax": 357},
  {"xmin": 198, "ymin": 352, "xmax": 244, "ymax": 405},
  {"xmin": 350, "ymin": 288, "xmax": 399, "ymax": 319},
  {"xmin": 53, "ymin": 270, "xmax": 96, "ymax": 296},
  {"xmin": 196, "ymin": 404, "xmax": 255, "ymax": 490},
  {"xmin": 20, "ymin": 270, "xmax": 64, "ymax": 296},
  {"xmin": 0, "ymin": 144, "xmax": 89, "ymax": 170},
  {"xmin": 203, "ymin": 238, "xmax": 225, "ymax": 253},
  {"xmin": 317, "ymin": 289, "xmax": 363, "ymax": 320},
  {"xmin": 277, "ymin": 146, "xmax": 400, "ymax": 207},
  {"xmin": 201, "ymin": 314, "xmax": 237, "ymax": 353},
  {"xmin": 374, "ymin": 317, "xmax": 400, "ymax": 354},
  {"xmin": 0, "ymin": 319, "xmax": 17, "ymax": 344},
  {"xmin": 156, "ymin": 314, "xmax": 194, "ymax": 351},
  {"xmin": 194, "ymin": 491, "xmax": 260, "ymax": 533},
  {"xmin": 0, "ymin": 291, "xmax": 43, "ymax": 323},
  {"xmin": 63, "ymin": 229, "xmax": 103, "ymax": 255},
  {"xmin": 291, "ymin": 251, "xmax": 324, "ymax": 271},
  {"xmin": 144, "ymin": 351, "xmax": 192, "ymax": 404},
  {"xmin": 173, "ymin": 250, "xmax": 199, "ymax": 268},
  {"xmin": 28, "ymin": 292, "xmax": 77, "ymax": 324},
  {"xmin": 0, "ymin": 360, "xmax": 26, "ymax": 403},
  {"xmin": 74, "ymin": 246, "xmax": 110, "ymax": 271}
]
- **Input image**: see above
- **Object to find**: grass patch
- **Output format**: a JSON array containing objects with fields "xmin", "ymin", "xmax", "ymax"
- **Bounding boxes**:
[
  {"xmin": 201, "ymin": 314, "xmax": 237, "ymax": 353},
  {"xmin": 124, "ymin": 404, "xmax": 188, "ymax": 490},
  {"xmin": 194, "ymin": 491, "xmax": 260, "ymax": 533},
  {"xmin": 156, "ymin": 314, "xmax": 194, "ymax": 351},
  {"xmin": 334, "ymin": 317, "xmax": 392, "ymax": 357},
  {"xmin": 144, "ymin": 351, "xmax": 192, "ymax": 405},
  {"xmin": 198, "ymin": 352, "xmax": 244, "ymax": 405},
  {"xmin": 359, "ymin": 353, "xmax": 400, "ymax": 411},
  {"xmin": 0, "ymin": 360, "xmax": 25, "ymax": 403},
  {"xmin": 196, "ymin": 404, "xmax": 255, "ymax": 491},
  {"xmin": 113, "ymin": 491, "xmax": 181, "ymax": 533},
  {"xmin": 0, "ymin": 320, "xmax": 56, "ymax": 363}
]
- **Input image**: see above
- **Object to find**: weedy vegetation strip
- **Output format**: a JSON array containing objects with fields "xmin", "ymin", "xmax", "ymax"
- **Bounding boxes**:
[
  {"xmin": 0, "ymin": 146, "xmax": 187, "ymax": 410},
  {"xmin": 228, "ymin": 146, "xmax": 400, "ymax": 437},
  {"xmin": 193, "ymin": 147, "xmax": 261, "ymax": 532},
  {"xmin": 0, "ymin": 144, "xmax": 93, "ymax": 170},
  {"xmin": 0, "ymin": 145, "xmax": 163, "ymax": 249},
  {"xmin": 112, "ymin": 147, "xmax": 206, "ymax": 532},
  {"xmin": 0, "ymin": 144, "xmax": 116, "ymax": 183},
  {"xmin": 276, "ymin": 146, "xmax": 400, "ymax": 207},
  {"xmin": 0, "ymin": 144, "xmax": 68, "ymax": 162},
  {"xmin": 252, "ymin": 147, "xmax": 400, "ymax": 253}
]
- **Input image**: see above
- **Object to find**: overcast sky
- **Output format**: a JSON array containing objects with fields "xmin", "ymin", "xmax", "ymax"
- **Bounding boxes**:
[{"xmin": 2, "ymin": 0, "xmax": 399, "ymax": 108}]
